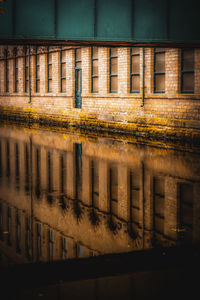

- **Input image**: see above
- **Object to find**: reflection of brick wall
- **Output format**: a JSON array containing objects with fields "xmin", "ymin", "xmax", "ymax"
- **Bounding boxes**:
[
  {"xmin": 0, "ymin": 46, "xmax": 200, "ymax": 130},
  {"xmin": 0, "ymin": 126, "xmax": 200, "ymax": 265}
]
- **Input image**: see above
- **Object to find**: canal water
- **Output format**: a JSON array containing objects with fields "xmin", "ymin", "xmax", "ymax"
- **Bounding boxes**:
[{"xmin": 0, "ymin": 122, "xmax": 200, "ymax": 299}]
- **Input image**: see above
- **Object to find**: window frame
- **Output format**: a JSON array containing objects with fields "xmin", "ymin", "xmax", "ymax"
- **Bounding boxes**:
[
  {"xmin": 153, "ymin": 48, "xmax": 165, "ymax": 94},
  {"xmin": 14, "ymin": 47, "xmax": 18, "ymax": 93},
  {"xmin": 60, "ymin": 47, "xmax": 66, "ymax": 93},
  {"xmin": 181, "ymin": 48, "xmax": 194, "ymax": 94},
  {"xmin": 130, "ymin": 48, "xmax": 140, "ymax": 93},
  {"xmin": 109, "ymin": 48, "xmax": 118, "ymax": 93},
  {"xmin": 91, "ymin": 47, "xmax": 98, "ymax": 93},
  {"xmin": 35, "ymin": 47, "xmax": 40, "ymax": 93},
  {"xmin": 47, "ymin": 47, "xmax": 52, "ymax": 93}
]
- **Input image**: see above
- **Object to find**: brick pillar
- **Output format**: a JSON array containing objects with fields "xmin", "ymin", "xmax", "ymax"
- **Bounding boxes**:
[
  {"xmin": 195, "ymin": 48, "xmax": 200, "ymax": 94},
  {"xmin": 18, "ymin": 53, "xmax": 24, "ymax": 94},
  {"xmin": 52, "ymin": 50, "xmax": 59, "ymax": 94},
  {"xmin": 66, "ymin": 49, "xmax": 74, "ymax": 105},
  {"xmin": 165, "ymin": 48, "xmax": 179, "ymax": 94},
  {"xmin": 82, "ymin": 47, "xmax": 90, "ymax": 96},
  {"xmin": 145, "ymin": 48, "xmax": 153, "ymax": 94},
  {"xmin": 118, "ymin": 48, "xmax": 129, "ymax": 94},
  {"xmin": 99, "ymin": 160, "xmax": 109, "ymax": 212},
  {"xmin": 40, "ymin": 49, "xmax": 47, "ymax": 95},
  {"xmin": 99, "ymin": 47, "xmax": 109, "ymax": 94}
]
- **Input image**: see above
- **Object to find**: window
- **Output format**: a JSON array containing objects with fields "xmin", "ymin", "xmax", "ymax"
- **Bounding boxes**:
[
  {"xmin": 4, "ymin": 49, "xmax": 9, "ymax": 92},
  {"xmin": 14, "ymin": 47, "xmax": 18, "ymax": 93},
  {"xmin": 60, "ymin": 48, "xmax": 66, "ymax": 92},
  {"xmin": 130, "ymin": 48, "xmax": 140, "ymax": 93},
  {"xmin": 109, "ymin": 48, "xmax": 118, "ymax": 93},
  {"xmin": 25, "ymin": 144, "xmax": 30, "ymax": 194},
  {"xmin": 35, "ymin": 47, "xmax": 40, "ymax": 93},
  {"xmin": 181, "ymin": 49, "xmax": 194, "ymax": 93},
  {"xmin": 26, "ymin": 217, "xmax": 32, "ymax": 259},
  {"xmin": 47, "ymin": 48, "xmax": 52, "ymax": 93},
  {"xmin": 91, "ymin": 160, "xmax": 99, "ymax": 208},
  {"xmin": 36, "ymin": 223, "xmax": 42, "ymax": 261},
  {"xmin": 154, "ymin": 48, "xmax": 165, "ymax": 93},
  {"xmin": 91, "ymin": 47, "xmax": 98, "ymax": 93},
  {"xmin": 16, "ymin": 212, "xmax": 21, "ymax": 253},
  {"xmin": 49, "ymin": 230, "xmax": 54, "ymax": 261},
  {"xmin": 35, "ymin": 148, "xmax": 41, "ymax": 198},
  {"xmin": 24, "ymin": 47, "xmax": 29, "ymax": 93}
]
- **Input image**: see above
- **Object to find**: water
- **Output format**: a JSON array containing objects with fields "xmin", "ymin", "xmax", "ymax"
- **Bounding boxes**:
[{"xmin": 0, "ymin": 122, "xmax": 200, "ymax": 299}]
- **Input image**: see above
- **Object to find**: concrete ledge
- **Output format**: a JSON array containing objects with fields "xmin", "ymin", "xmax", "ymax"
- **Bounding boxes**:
[{"xmin": 0, "ymin": 106, "xmax": 200, "ymax": 144}]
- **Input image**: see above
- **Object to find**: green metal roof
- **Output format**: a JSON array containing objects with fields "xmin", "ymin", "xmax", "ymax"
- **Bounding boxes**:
[{"xmin": 0, "ymin": 0, "xmax": 200, "ymax": 45}]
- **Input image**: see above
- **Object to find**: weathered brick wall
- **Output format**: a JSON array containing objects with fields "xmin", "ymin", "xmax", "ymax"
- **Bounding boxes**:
[{"xmin": 0, "ymin": 45, "xmax": 200, "ymax": 131}]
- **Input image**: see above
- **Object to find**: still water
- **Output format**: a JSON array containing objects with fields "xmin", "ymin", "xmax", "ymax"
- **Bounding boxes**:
[{"xmin": 0, "ymin": 122, "xmax": 200, "ymax": 299}]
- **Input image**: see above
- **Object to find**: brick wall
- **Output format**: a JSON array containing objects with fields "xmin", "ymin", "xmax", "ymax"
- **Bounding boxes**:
[{"xmin": 0, "ymin": 45, "xmax": 200, "ymax": 131}]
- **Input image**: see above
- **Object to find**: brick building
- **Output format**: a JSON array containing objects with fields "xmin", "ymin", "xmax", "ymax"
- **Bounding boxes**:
[
  {"xmin": 0, "ymin": 45, "xmax": 200, "ymax": 140},
  {"xmin": 0, "ymin": 125, "xmax": 200, "ymax": 265}
]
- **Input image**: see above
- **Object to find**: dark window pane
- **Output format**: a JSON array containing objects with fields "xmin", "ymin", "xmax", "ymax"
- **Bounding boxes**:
[
  {"xmin": 76, "ymin": 61, "xmax": 81, "ymax": 68},
  {"xmin": 131, "ymin": 75, "xmax": 140, "ymax": 92},
  {"xmin": 155, "ymin": 52, "xmax": 165, "ymax": 73},
  {"xmin": 92, "ymin": 77, "xmax": 98, "ymax": 92},
  {"xmin": 111, "ymin": 76, "xmax": 118, "ymax": 92},
  {"xmin": 36, "ymin": 80, "xmax": 40, "ymax": 92},
  {"xmin": 183, "ymin": 73, "xmax": 194, "ymax": 92},
  {"xmin": 132, "ymin": 55, "xmax": 140, "ymax": 73},
  {"xmin": 111, "ymin": 57, "xmax": 117, "ymax": 74},
  {"xmin": 155, "ymin": 74, "xmax": 165, "ymax": 92},
  {"xmin": 92, "ymin": 59, "xmax": 98, "ymax": 76},
  {"xmin": 183, "ymin": 50, "xmax": 194, "ymax": 71},
  {"xmin": 48, "ymin": 80, "xmax": 52, "ymax": 92},
  {"xmin": 77, "ymin": 70, "xmax": 81, "ymax": 92}
]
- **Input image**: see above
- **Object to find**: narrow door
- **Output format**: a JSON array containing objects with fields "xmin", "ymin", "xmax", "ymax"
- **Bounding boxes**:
[{"xmin": 75, "ymin": 68, "xmax": 82, "ymax": 108}]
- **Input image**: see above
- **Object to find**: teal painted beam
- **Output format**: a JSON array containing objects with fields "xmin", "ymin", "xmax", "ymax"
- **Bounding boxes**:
[{"xmin": 0, "ymin": 0, "xmax": 200, "ymax": 44}]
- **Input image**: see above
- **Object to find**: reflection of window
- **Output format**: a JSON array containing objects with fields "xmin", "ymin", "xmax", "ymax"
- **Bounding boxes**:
[
  {"xmin": 109, "ymin": 48, "xmax": 118, "ymax": 93},
  {"xmin": 0, "ymin": 140, "xmax": 2, "ymax": 181},
  {"xmin": 36, "ymin": 223, "xmax": 42, "ymax": 261},
  {"xmin": 91, "ymin": 47, "xmax": 98, "ymax": 93},
  {"xmin": 47, "ymin": 47, "xmax": 52, "ymax": 93},
  {"xmin": 25, "ymin": 144, "xmax": 30, "ymax": 193},
  {"xmin": 61, "ymin": 237, "xmax": 67, "ymax": 260},
  {"xmin": 109, "ymin": 166, "xmax": 118, "ymax": 216},
  {"xmin": 130, "ymin": 48, "xmax": 140, "ymax": 93},
  {"xmin": 181, "ymin": 49, "xmax": 194, "ymax": 93},
  {"xmin": 15, "ymin": 143, "xmax": 20, "ymax": 190},
  {"xmin": 74, "ymin": 242, "xmax": 83, "ymax": 258},
  {"xmin": 75, "ymin": 144, "xmax": 82, "ymax": 200},
  {"xmin": 49, "ymin": 230, "xmax": 54, "ymax": 261},
  {"xmin": 26, "ymin": 216, "xmax": 31, "ymax": 259},
  {"xmin": 47, "ymin": 151, "xmax": 53, "ymax": 200},
  {"xmin": 153, "ymin": 177, "xmax": 165, "ymax": 241},
  {"xmin": 129, "ymin": 171, "xmax": 140, "ymax": 231},
  {"xmin": 154, "ymin": 48, "xmax": 165, "ymax": 93},
  {"xmin": 178, "ymin": 183, "xmax": 193, "ymax": 241},
  {"xmin": 60, "ymin": 48, "xmax": 66, "ymax": 92},
  {"xmin": 6, "ymin": 141, "xmax": 10, "ymax": 180},
  {"xmin": 91, "ymin": 160, "xmax": 99, "ymax": 208},
  {"xmin": 16, "ymin": 212, "xmax": 21, "ymax": 253},
  {"xmin": 8, "ymin": 207, "xmax": 12, "ymax": 245},
  {"xmin": 35, "ymin": 148, "xmax": 41, "ymax": 198}
]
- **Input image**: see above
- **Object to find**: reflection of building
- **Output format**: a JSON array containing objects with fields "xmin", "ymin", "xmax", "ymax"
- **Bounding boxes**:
[
  {"xmin": 0, "ymin": 125, "xmax": 200, "ymax": 266},
  {"xmin": 0, "ymin": 46, "xmax": 200, "ymax": 139}
]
